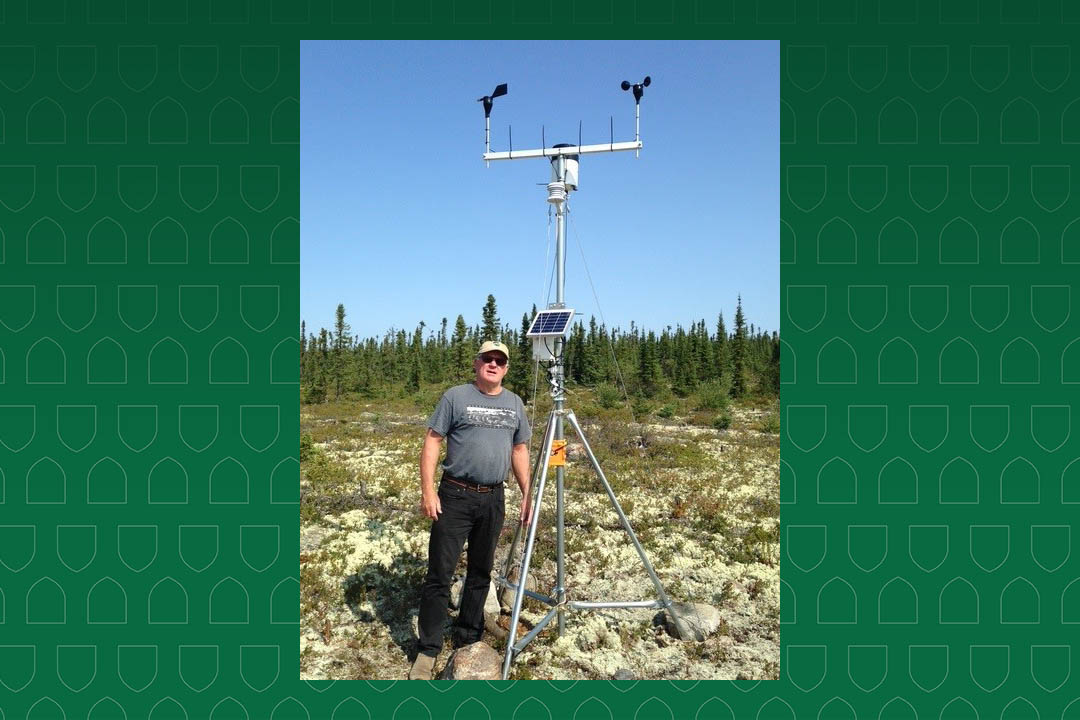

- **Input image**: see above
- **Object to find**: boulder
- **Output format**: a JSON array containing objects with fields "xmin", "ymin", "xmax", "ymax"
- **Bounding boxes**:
[
  {"xmin": 439, "ymin": 642, "xmax": 502, "ymax": 680},
  {"xmin": 664, "ymin": 602, "xmax": 722, "ymax": 641},
  {"xmin": 613, "ymin": 668, "xmax": 635, "ymax": 681}
]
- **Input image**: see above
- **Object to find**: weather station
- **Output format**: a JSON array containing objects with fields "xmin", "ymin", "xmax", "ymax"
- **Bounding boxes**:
[{"xmin": 477, "ymin": 78, "xmax": 691, "ymax": 680}]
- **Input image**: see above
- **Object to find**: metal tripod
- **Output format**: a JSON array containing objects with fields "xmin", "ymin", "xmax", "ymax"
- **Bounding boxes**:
[
  {"xmin": 491, "ymin": 150, "xmax": 689, "ymax": 681},
  {"xmin": 495, "ymin": 379, "xmax": 691, "ymax": 679}
]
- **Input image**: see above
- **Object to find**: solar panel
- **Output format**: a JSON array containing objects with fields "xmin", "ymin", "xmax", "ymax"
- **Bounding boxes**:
[{"xmin": 526, "ymin": 308, "xmax": 575, "ymax": 337}]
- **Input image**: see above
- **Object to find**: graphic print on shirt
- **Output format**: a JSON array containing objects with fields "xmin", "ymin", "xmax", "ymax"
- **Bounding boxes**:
[{"xmin": 464, "ymin": 405, "xmax": 518, "ymax": 430}]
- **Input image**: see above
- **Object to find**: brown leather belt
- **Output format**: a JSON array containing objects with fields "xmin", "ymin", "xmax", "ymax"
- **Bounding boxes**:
[{"xmin": 442, "ymin": 475, "xmax": 502, "ymax": 493}]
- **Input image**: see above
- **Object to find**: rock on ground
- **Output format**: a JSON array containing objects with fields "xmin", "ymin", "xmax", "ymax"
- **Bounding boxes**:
[
  {"xmin": 439, "ymin": 642, "xmax": 502, "ymax": 680},
  {"xmin": 449, "ymin": 580, "xmax": 500, "ymax": 615},
  {"xmin": 665, "ymin": 602, "xmax": 722, "ymax": 641}
]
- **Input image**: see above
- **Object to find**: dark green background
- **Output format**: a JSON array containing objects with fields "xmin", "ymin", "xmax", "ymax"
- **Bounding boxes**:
[{"xmin": 1, "ymin": 1, "xmax": 1077, "ymax": 717}]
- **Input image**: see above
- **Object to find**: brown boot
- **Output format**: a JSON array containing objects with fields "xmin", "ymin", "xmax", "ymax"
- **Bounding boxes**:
[{"xmin": 408, "ymin": 653, "xmax": 435, "ymax": 680}]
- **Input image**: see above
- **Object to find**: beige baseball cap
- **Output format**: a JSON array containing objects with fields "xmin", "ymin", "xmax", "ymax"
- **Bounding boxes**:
[{"xmin": 477, "ymin": 340, "xmax": 510, "ymax": 358}]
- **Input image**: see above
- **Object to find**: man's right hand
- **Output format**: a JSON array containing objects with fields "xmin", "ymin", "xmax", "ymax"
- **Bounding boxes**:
[{"xmin": 420, "ymin": 490, "xmax": 441, "ymax": 521}]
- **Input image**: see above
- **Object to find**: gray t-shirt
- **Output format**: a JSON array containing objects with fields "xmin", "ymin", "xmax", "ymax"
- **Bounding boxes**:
[{"xmin": 427, "ymin": 383, "xmax": 531, "ymax": 486}]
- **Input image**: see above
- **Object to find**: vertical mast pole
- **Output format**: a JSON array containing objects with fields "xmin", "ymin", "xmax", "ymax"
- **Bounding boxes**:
[{"xmin": 553, "ymin": 153, "xmax": 567, "ymax": 636}]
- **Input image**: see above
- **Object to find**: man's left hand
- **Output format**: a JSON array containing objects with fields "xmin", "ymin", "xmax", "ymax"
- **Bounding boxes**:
[{"xmin": 519, "ymin": 496, "xmax": 532, "ymax": 527}]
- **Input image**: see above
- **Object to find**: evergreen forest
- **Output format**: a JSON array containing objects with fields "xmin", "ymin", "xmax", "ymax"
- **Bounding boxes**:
[{"xmin": 301, "ymin": 295, "xmax": 780, "ymax": 417}]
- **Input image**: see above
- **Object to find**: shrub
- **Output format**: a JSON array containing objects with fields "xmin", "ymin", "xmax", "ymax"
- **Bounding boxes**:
[
  {"xmin": 757, "ymin": 413, "xmax": 780, "ymax": 434},
  {"xmin": 712, "ymin": 411, "xmax": 732, "ymax": 430},
  {"xmin": 657, "ymin": 404, "xmax": 676, "ymax": 419},
  {"xmin": 595, "ymin": 383, "xmax": 622, "ymax": 409},
  {"xmin": 631, "ymin": 398, "xmax": 654, "ymax": 418},
  {"xmin": 300, "ymin": 432, "xmax": 314, "ymax": 462},
  {"xmin": 695, "ymin": 380, "xmax": 730, "ymax": 411}
]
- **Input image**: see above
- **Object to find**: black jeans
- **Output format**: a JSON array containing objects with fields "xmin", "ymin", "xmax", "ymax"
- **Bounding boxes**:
[{"xmin": 416, "ymin": 479, "xmax": 505, "ymax": 657}]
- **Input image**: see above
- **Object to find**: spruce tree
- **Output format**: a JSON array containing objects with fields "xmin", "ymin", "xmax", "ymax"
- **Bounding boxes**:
[
  {"xmin": 481, "ymin": 294, "xmax": 499, "ymax": 342},
  {"xmin": 638, "ymin": 331, "xmax": 662, "ymax": 397},
  {"xmin": 507, "ymin": 309, "xmax": 535, "ymax": 398},
  {"xmin": 731, "ymin": 296, "xmax": 749, "ymax": 398},
  {"xmin": 714, "ymin": 312, "xmax": 729, "ymax": 383},
  {"xmin": 333, "ymin": 304, "xmax": 351, "ymax": 399},
  {"xmin": 451, "ymin": 314, "xmax": 470, "ymax": 381}
]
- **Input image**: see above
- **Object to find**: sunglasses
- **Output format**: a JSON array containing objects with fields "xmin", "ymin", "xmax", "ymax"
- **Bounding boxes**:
[{"xmin": 479, "ymin": 353, "xmax": 507, "ymax": 367}]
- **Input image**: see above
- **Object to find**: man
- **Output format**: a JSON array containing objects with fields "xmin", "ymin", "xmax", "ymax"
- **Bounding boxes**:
[{"xmin": 409, "ymin": 340, "xmax": 532, "ymax": 680}]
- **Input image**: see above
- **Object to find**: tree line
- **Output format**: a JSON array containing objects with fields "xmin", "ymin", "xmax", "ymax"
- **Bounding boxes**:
[{"xmin": 301, "ymin": 294, "xmax": 780, "ymax": 404}]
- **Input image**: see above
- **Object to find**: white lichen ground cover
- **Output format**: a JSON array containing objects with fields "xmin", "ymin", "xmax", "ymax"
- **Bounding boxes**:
[{"xmin": 300, "ymin": 403, "xmax": 779, "ymax": 681}]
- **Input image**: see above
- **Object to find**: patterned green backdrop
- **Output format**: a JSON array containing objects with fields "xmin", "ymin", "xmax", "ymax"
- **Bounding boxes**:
[{"xmin": 1, "ymin": 1, "xmax": 1077, "ymax": 717}]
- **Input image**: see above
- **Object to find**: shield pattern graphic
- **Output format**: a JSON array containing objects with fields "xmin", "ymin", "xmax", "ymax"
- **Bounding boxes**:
[
  {"xmin": 0, "ymin": 525, "xmax": 35, "ymax": 572},
  {"xmin": 240, "ymin": 165, "xmax": 280, "ymax": 212},
  {"xmin": 116, "ymin": 645, "xmax": 157, "ymax": 692},
  {"xmin": 0, "ymin": 404, "xmax": 36, "ymax": 452},
  {"xmin": 1028, "ymin": 405, "xmax": 1071, "ymax": 451},
  {"xmin": 1030, "ymin": 525, "xmax": 1070, "ymax": 572},
  {"xmin": 56, "ymin": 405, "xmax": 96, "ymax": 452},
  {"xmin": 1030, "ymin": 645, "xmax": 1070, "ymax": 692},
  {"xmin": 240, "ymin": 285, "xmax": 280, "ymax": 332},
  {"xmin": 56, "ymin": 285, "xmax": 96, "ymax": 332},
  {"xmin": 240, "ymin": 405, "xmax": 280, "ymax": 452},
  {"xmin": 908, "ymin": 165, "xmax": 948, "ymax": 212},
  {"xmin": 117, "ymin": 45, "xmax": 157, "ymax": 91},
  {"xmin": 970, "ymin": 645, "xmax": 1009, "ymax": 692},
  {"xmin": 908, "ymin": 525, "xmax": 948, "ymax": 573},
  {"xmin": 908, "ymin": 645, "xmax": 948, "ymax": 692},
  {"xmin": 116, "ymin": 404, "xmax": 157, "ymax": 452},
  {"xmin": 969, "ymin": 405, "xmax": 1009, "ymax": 452},
  {"xmin": 116, "ymin": 165, "xmax": 158, "ymax": 212},
  {"xmin": 0, "ymin": 285, "xmax": 36, "ymax": 332},
  {"xmin": 0, "ymin": 646, "xmax": 36, "ymax": 691},
  {"xmin": 788, "ymin": 285, "xmax": 827, "ymax": 332},
  {"xmin": 848, "ymin": 46, "xmax": 887, "ymax": 92},
  {"xmin": 969, "ymin": 165, "xmax": 1009, "ymax": 211},
  {"xmin": 178, "ymin": 645, "xmax": 219, "ymax": 692},
  {"xmin": 970, "ymin": 525, "xmax": 1010, "ymax": 573},
  {"xmin": 848, "ymin": 285, "xmax": 888, "ymax": 332},
  {"xmin": 178, "ymin": 165, "xmax": 219, "ymax": 212},
  {"xmin": 240, "ymin": 45, "xmax": 280, "ymax": 92},
  {"xmin": 788, "ymin": 645, "xmax": 827, "ymax": 692},
  {"xmin": 178, "ymin": 285, "xmax": 219, "ymax": 332},
  {"xmin": 178, "ymin": 405, "xmax": 219, "ymax": 452},
  {"xmin": 848, "ymin": 525, "xmax": 887, "ymax": 572},
  {"xmin": 56, "ymin": 165, "xmax": 96, "ymax": 212},
  {"xmin": 786, "ymin": 164, "xmax": 827, "ymax": 212},
  {"xmin": 178, "ymin": 525, "xmax": 219, "ymax": 572},
  {"xmin": 116, "ymin": 525, "xmax": 157, "ymax": 572},
  {"xmin": 240, "ymin": 645, "xmax": 279, "ymax": 692},
  {"xmin": 848, "ymin": 405, "xmax": 887, "ymax": 452},
  {"xmin": 787, "ymin": 525, "xmax": 827, "ymax": 572},
  {"xmin": 1030, "ymin": 284, "xmax": 1069, "ymax": 332},
  {"xmin": 1030, "ymin": 165, "xmax": 1070, "ymax": 212},
  {"xmin": 787, "ymin": 404, "xmax": 827, "ymax": 452},
  {"xmin": 847, "ymin": 645, "xmax": 887, "ymax": 692},
  {"xmin": 116, "ymin": 285, "xmax": 157, "ymax": 332},
  {"xmin": 908, "ymin": 405, "xmax": 948, "ymax": 452},
  {"xmin": 56, "ymin": 645, "xmax": 96, "ymax": 692},
  {"xmin": 56, "ymin": 525, "xmax": 96, "ymax": 572},
  {"xmin": 908, "ymin": 45, "xmax": 948, "ymax": 92},
  {"xmin": 908, "ymin": 284, "xmax": 948, "ymax": 332},
  {"xmin": 969, "ymin": 284, "xmax": 1009, "ymax": 332}
]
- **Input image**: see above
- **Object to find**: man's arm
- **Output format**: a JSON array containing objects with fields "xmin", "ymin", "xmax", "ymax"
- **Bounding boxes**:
[
  {"xmin": 419, "ymin": 429, "xmax": 444, "ymax": 520},
  {"xmin": 511, "ymin": 442, "xmax": 532, "ymax": 526}
]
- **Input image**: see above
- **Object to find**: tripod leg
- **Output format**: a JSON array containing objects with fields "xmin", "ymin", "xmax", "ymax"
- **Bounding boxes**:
[
  {"xmin": 501, "ymin": 413, "xmax": 558, "ymax": 680},
  {"xmin": 500, "ymin": 441, "xmax": 547, "ymax": 586},
  {"xmin": 564, "ymin": 410, "xmax": 692, "ymax": 641}
]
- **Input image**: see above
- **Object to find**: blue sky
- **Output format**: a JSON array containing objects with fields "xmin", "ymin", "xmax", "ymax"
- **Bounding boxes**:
[{"xmin": 301, "ymin": 40, "xmax": 778, "ymax": 341}]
